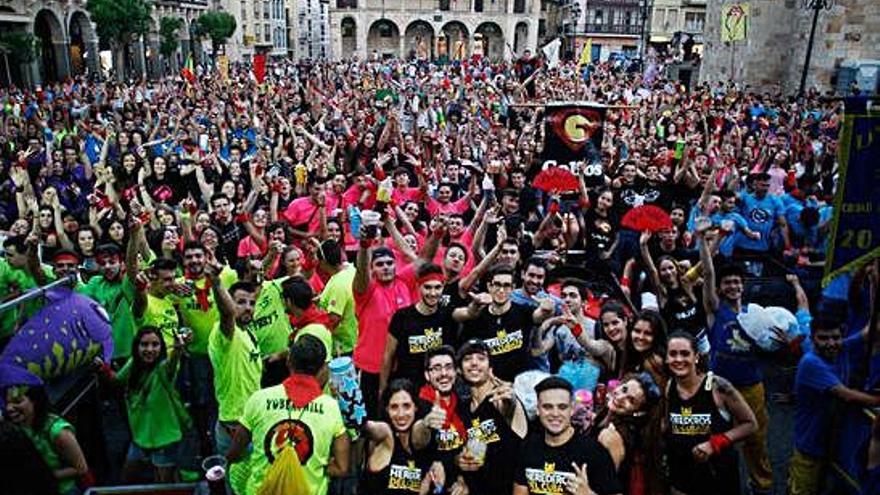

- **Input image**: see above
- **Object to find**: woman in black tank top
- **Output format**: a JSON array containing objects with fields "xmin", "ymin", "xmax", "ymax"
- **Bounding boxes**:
[
  {"xmin": 664, "ymin": 332, "xmax": 759, "ymax": 495},
  {"xmin": 362, "ymin": 379, "xmax": 445, "ymax": 495}
]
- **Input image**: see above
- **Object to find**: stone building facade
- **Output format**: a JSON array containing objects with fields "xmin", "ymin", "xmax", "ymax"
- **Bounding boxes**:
[
  {"xmin": 0, "ymin": 0, "xmax": 213, "ymax": 85},
  {"xmin": 0, "ymin": 0, "xmax": 98, "ymax": 84},
  {"xmin": 328, "ymin": 0, "xmax": 541, "ymax": 62},
  {"xmin": 701, "ymin": 0, "xmax": 880, "ymax": 94},
  {"xmin": 293, "ymin": 0, "xmax": 331, "ymax": 60}
]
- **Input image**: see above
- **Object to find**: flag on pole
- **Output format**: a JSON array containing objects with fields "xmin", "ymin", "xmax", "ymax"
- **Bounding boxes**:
[
  {"xmin": 253, "ymin": 54, "xmax": 267, "ymax": 84},
  {"xmin": 577, "ymin": 38, "xmax": 592, "ymax": 69},
  {"xmin": 542, "ymin": 38, "xmax": 561, "ymax": 69},
  {"xmin": 217, "ymin": 55, "xmax": 229, "ymax": 82},
  {"xmin": 181, "ymin": 55, "xmax": 196, "ymax": 84}
]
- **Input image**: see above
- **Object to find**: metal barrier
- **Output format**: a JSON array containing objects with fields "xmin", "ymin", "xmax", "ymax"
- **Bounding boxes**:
[
  {"xmin": 0, "ymin": 273, "xmax": 77, "ymax": 314},
  {"xmin": 84, "ymin": 483, "xmax": 200, "ymax": 495}
]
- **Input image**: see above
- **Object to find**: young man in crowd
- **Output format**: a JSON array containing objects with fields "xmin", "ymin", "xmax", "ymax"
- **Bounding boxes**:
[
  {"xmin": 514, "ymin": 376, "xmax": 622, "ymax": 495},
  {"xmin": 317, "ymin": 239, "xmax": 358, "ymax": 356},
  {"xmin": 381, "ymin": 263, "xmax": 457, "ymax": 393},
  {"xmin": 788, "ymin": 317, "xmax": 880, "ymax": 495},
  {"xmin": 353, "ymin": 220, "xmax": 441, "ymax": 416},
  {"xmin": 454, "ymin": 264, "xmax": 554, "ymax": 381},
  {"xmin": 230, "ymin": 334, "xmax": 350, "ymax": 495},
  {"xmin": 698, "ymin": 224, "xmax": 773, "ymax": 495},
  {"xmin": 206, "ymin": 267, "xmax": 263, "ymax": 457},
  {"xmin": 454, "ymin": 339, "xmax": 528, "ymax": 494}
]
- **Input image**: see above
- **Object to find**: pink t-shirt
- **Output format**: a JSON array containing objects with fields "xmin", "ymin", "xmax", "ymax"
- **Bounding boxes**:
[
  {"xmin": 426, "ymin": 195, "xmax": 471, "ymax": 216},
  {"xmin": 392, "ymin": 187, "xmax": 423, "ymax": 206},
  {"xmin": 237, "ymin": 235, "xmax": 266, "ymax": 258},
  {"xmin": 352, "ymin": 264, "xmax": 416, "ymax": 373}
]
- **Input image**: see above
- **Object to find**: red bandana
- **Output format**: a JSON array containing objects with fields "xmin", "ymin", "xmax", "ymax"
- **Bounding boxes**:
[
  {"xmin": 283, "ymin": 373, "xmax": 323, "ymax": 408},
  {"xmin": 418, "ymin": 384, "xmax": 466, "ymax": 441},
  {"xmin": 185, "ymin": 273, "xmax": 212, "ymax": 312},
  {"xmin": 288, "ymin": 306, "xmax": 332, "ymax": 339}
]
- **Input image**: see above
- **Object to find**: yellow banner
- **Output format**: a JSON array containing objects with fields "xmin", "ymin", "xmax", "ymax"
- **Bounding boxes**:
[
  {"xmin": 577, "ymin": 38, "xmax": 592, "ymax": 69},
  {"xmin": 217, "ymin": 55, "xmax": 229, "ymax": 82},
  {"xmin": 721, "ymin": 3, "xmax": 749, "ymax": 42}
]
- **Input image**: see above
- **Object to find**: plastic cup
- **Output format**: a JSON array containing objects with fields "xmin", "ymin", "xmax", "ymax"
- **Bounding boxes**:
[
  {"xmin": 361, "ymin": 210, "xmax": 381, "ymax": 226},
  {"xmin": 201, "ymin": 455, "xmax": 227, "ymax": 495}
]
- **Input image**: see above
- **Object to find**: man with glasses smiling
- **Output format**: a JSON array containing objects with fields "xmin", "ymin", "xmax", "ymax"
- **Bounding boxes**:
[{"xmin": 454, "ymin": 264, "xmax": 555, "ymax": 381}]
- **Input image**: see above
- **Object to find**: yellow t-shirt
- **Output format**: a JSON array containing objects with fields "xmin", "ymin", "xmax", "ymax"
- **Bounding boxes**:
[
  {"xmin": 250, "ymin": 277, "xmax": 293, "ymax": 357},
  {"xmin": 317, "ymin": 266, "xmax": 358, "ymax": 355},
  {"xmin": 137, "ymin": 293, "xmax": 180, "ymax": 348},
  {"xmin": 173, "ymin": 268, "xmax": 238, "ymax": 354},
  {"xmin": 208, "ymin": 321, "xmax": 263, "ymax": 422},
  {"xmin": 240, "ymin": 386, "xmax": 346, "ymax": 495}
]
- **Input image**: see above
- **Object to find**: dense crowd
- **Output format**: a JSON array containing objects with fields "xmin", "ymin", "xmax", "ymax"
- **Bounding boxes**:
[{"xmin": 0, "ymin": 52, "xmax": 879, "ymax": 495}]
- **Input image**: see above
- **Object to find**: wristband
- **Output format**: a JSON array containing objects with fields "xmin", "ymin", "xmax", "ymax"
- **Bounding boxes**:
[
  {"xmin": 709, "ymin": 433, "xmax": 732, "ymax": 454},
  {"xmin": 235, "ymin": 213, "xmax": 251, "ymax": 224},
  {"xmin": 620, "ymin": 276, "xmax": 631, "ymax": 288},
  {"xmin": 359, "ymin": 238, "xmax": 372, "ymax": 249},
  {"xmin": 571, "ymin": 324, "xmax": 584, "ymax": 338}
]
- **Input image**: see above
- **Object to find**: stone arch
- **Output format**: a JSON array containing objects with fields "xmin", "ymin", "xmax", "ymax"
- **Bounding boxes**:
[
  {"xmin": 475, "ymin": 21, "xmax": 504, "ymax": 61},
  {"xmin": 404, "ymin": 20, "xmax": 434, "ymax": 61},
  {"xmin": 340, "ymin": 17, "xmax": 356, "ymax": 59},
  {"xmin": 440, "ymin": 21, "xmax": 469, "ymax": 61},
  {"xmin": 513, "ymin": 21, "xmax": 529, "ymax": 55},
  {"xmin": 367, "ymin": 19, "xmax": 400, "ymax": 59},
  {"xmin": 67, "ymin": 10, "xmax": 96, "ymax": 76},
  {"xmin": 34, "ymin": 8, "xmax": 66, "ymax": 82}
]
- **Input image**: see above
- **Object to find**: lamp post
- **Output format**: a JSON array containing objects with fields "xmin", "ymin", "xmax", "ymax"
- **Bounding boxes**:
[{"xmin": 798, "ymin": 0, "xmax": 834, "ymax": 98}]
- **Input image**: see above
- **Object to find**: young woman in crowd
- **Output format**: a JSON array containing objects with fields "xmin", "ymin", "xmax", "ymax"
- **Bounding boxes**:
[
  {"xmin": 624, "ymin": 310, "xmax": 669, "ymax": 389},
  {"xmin": 98, "ymin": 326, "xmax": 192, "ymax": 483},
  {"xmin": 590, "ymin": 372, "xmax": 664, "ymax": 495},
  {"xmin": 3, "ymin": 384, "xmax": 89, "ymax": 494},
  {"xmin": 664, "ymin": 331, "xmax": 758, "ymax": 495},
  {"xmin": 361, "ymin": 379, "xmax": 445, "ymax": 495}
]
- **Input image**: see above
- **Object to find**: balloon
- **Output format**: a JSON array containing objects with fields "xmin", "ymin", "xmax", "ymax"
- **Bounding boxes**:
[{"xmin": 0, "ymin": 287, "xmax": 113, "ymax": 387}]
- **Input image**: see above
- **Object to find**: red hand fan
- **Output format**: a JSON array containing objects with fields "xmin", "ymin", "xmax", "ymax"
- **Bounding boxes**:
[
  {"xmin": 533, "ymin": 167, "xmax": 579, "ymax": 193},
  {"xmin": 621, "ymin": 205, "xmax": 673, "ymax": 232}
]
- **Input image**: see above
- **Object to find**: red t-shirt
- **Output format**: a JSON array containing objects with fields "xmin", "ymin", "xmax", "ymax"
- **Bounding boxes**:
[{"xmin": 352, "ymin": 264, "xmax": 416, "ymax": 373}]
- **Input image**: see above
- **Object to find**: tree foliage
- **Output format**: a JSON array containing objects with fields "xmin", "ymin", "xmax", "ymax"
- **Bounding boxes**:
[
  {"xmin": 196, "ymin": 11, "xmax": 237, "ymax": 53},
  {"xmin": 159, "ymin": 17, "xmax": 185, "ymax": 58},
  {"xmin": 86, "ymin": 0, "xmax": 152, "ymax": 47},
  {"xmin": 0, "ymin": 32, "xmax": 40, "ymax": 64}
]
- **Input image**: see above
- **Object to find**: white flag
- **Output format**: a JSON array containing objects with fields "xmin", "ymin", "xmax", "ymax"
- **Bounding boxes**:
[{"xmin": 542, "ymin": 38, "xmax": 561, "ymax": 69}]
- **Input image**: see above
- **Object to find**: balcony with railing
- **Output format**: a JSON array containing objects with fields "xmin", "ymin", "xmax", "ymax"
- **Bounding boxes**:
[
  {"xmin": 584, "ymin": 23, "xmax": 642, "ymax": 36},
  {"xmin": 333, "ymin": 0, "xmax": 527, "ymax": 13}
]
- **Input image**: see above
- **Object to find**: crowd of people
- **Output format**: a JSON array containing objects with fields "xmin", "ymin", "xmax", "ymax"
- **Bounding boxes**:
[{"xmin": 0, "ymin": 50, "xmax": 879, "ymax": 495}]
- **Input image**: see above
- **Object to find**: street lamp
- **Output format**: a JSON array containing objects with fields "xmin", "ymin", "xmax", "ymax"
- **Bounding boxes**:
[{"xmin": 798, "ymin": 0, "xmax": 834, "ymax": 98}]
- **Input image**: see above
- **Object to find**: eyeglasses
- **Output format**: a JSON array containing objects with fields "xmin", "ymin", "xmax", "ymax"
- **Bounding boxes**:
[
  {"xmin": 427, "ymin": 363, "xmax": 455, "ymax": 374},
  {"xmin": 490, "ymin": 282, "xmax": 514, "ymax": 290}
]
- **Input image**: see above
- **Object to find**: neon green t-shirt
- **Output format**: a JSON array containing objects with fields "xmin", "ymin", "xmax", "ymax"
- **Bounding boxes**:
[
  {"xmin": 0, "ymin": 259, "xmax": 44, "ymax": 338},
  {"xmin": 239, "ymin": 386, "xmax": 346, "ymax": 495},
  {"xmin": 317, "ymin": 266, "xmax": 357, "ymax": 355},
  {"xmin": 78, "ymin": 276, "xmax": 136, "ymax": 359},
  {"xmin": 250, "ymin": 277, "xmax": 293, "ymax": 357},
  {"xmin": 173, "ymin": 268, "xmax": 238, "ymax": 355},
  {"xmin": 117, "ymin": 358, "xmax": 190, "ymax": 449},
  {"xmin": 294, "ymin": 323, "xmax": 333, "ymax": 363},
  {"xmin": 24, "ymin": 414, "xmax": 77, "ymax": 495},
  {"xmin": 136, "ymin": 293, "xmax": 180, "ymax": 348},
  {"xmin": 208, "ymin": 321, "xmax": 263, "ymax": 422}
]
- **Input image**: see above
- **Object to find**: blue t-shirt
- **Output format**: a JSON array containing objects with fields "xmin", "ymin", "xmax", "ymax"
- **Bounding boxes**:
[
  {"xmin": 737, "ymin": 191, "xmax": 784, "ymax": 251},
  {"xmin": 708, "ymin": 302, "xmax": 761, "ymax": 386},
  {"xmin": 793, "ymin": 333, "xmax": 864, "ymax": 457},
  {"xmin": 711, "ymin": 211, "xmax": 749, "ymax": 257}
]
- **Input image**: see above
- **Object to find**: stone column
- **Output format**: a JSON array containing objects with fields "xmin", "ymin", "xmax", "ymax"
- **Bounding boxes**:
[
  {"xmin": 133, "ymin": 37, "xmax": 147, "ymax": 80},
  {"xmin": 147, "ymin": 34, "xmax": 161, "ymax": 80},
  {"xmin": 54, "ymin": 40, "xmax": 71, "ymax": 80},
  {"xmin": 85, "ymin": 39, "xmax": 100, "ymax": 79}
]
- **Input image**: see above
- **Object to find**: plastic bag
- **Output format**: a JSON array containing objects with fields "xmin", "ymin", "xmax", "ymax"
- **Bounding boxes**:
[{"xmin": 256, "ymin": 445, "xmax": 310, "ymax": 495}]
